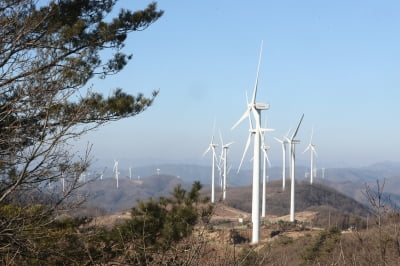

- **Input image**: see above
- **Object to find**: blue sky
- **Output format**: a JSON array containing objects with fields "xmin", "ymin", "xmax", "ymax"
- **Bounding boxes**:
[{"xmin": 79, "ymin": 0, "xmax": 400, "ymax": 170}]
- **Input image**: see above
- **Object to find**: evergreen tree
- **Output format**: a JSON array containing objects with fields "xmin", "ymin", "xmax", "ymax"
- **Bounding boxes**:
[{"xmin": 0, "ymin": 0, "xmax": 163, "ymax": 260}]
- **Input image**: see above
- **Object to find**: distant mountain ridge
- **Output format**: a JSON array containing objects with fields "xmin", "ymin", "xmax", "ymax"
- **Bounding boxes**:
[
  {"xmin": 99, "ymin": 160, "xmax": 400, "ymax": 185},
  {"xmin": 80, "ymin": 161, "xmax": 400, "ymax": 215}
]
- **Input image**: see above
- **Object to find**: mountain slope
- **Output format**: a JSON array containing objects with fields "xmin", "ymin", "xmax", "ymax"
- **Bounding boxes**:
[
  {"xmin": 202, "ymin": 179, "xmax": 370, "ymax": 227},
  {"xmin": 80, "ymin": 175, "xmax": 189, "ymax": 213}
]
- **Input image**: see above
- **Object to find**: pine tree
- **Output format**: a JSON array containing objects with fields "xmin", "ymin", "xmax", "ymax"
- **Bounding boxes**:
[{"xmin": 0, "ymin": 0, "xmax": 163, "ymax": 260}]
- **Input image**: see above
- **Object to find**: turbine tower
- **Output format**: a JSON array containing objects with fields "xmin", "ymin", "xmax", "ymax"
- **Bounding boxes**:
[
  {"xmin": 232, "ymin": 41, "xmax": 269, "ymax": 244},
  {"xmin": 261, "ymin": 119, "xmax": 274, "ymax": 218},
  {"xmin": 286, "ymin": 114, "xmax": 304, "ymax": 222},
  {"xmin": 61, "ymin": 173, "xmax": 65, "ymax": 193},
  {"xmin": 303, "ymin": 128, "xmax": 318, "ymax": 184},
  {"xmin": 274, "ymin": 131, "xmax": 290, "ymax": 191},
  {"xmin": 203, "ymin": 122, "xmax": 219, "ymax": 203},
  {"xmin": 113, "ymin": 160, "xmax": 119, "ymax": 189},
  {"xmin": 219, "ymin": 132, "xmax": 234, "ymax": 201}
]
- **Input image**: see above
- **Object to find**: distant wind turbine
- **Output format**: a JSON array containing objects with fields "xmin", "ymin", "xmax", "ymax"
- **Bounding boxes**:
[
  {"xmin": 303, "ymin": 127, "xmax": 318, "ymax": 184},
  {"xmin": 232, "ymin": 41, "xmax": 270, "ymax": 244},
  {"xmin": 61, "ymin": 173, "xmax": 65, "ymax": 192},
  {"xmin": 203, "ymin": 120, "xmax": 219, "ymax": 203},
  {"xmin": 79, "ymin": 172, "xmax": 86, "ymax": 183},
  {"xmin": 100, "ymin": 167, "xmax": 107, "ymax": 180},
  {"xmin": 219, "ymin": 131, "xmax": 234, "ymax": 201},
  {"xmin": 285, "ymin": 114, "xmax": 304, "ymax": 222},
  {"xmin": 274, "ymin": 129, "xmax": 291, "ymax": 191},
  {"xmin": 261, "ymin": 127, "xmax": 273, "ymax": 218},
  {"xmin": 113, "ymin": 160, "xmax": 119, "ymax": 189}
]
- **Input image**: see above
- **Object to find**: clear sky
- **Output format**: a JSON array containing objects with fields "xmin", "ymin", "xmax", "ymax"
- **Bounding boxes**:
[{"xmin": 78, "ymin": 0, "xmax": 400, "ymax": 170}]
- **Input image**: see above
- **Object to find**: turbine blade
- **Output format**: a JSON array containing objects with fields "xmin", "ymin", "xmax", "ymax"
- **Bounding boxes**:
[
  {"xmin": 231, "ymin": 108, "xmax": 251, "ymax": 130},
  {"xmin": 247, "ymin": 109, "xmax": 254, "ymax": 130},
  {"xmin": 312, "ymin": 147, "xmax": 318, "ymax": 158},
  {"xmin": 310, "ymin": 126, "xmax": 314, "ymax": 143},
  {"xmin": 285, "ymin": 128, "xmax": 292, "ymax": 138},
  {"xmin": 274, "ymin": 137, "xmax": 283, "ymax": 144},
  {"xmin": 219, "ymin": 130, "xmax": 224, "ymax": 147},
  {"xmin": 202, "ymin": 145, "xmax": 211, "ymax": 157},
  {"xmin": 237, "ymin": 132, "xmax": 252, "ymax": 173},
  {"xmin": 303, "ymin": 145, "xmax": 310, "ymax": 154},
  {"xmin": 212, "ymin": 117, "xmax": 217, "ymax": 136},
  {"xmin": 266, "ymin": 152, "xmax": 271, "ymax": 167},
  {"xmin": 225, "ymin": 141, "xmax": 234, "ymax": 147},
  {"xmin": 291, "ymin": 113, "xmax": 304, "ymax": 140},
  {"xmin": 251, "ymin": 40, "xmax": 263, "ymax": 104},
  {"xmin": 219, "ymin": 148, "xmax": 224, "ymax": 164},
  {"xmin": 214, "ymin": 149, "xmax": 222, "ymax": 172}
]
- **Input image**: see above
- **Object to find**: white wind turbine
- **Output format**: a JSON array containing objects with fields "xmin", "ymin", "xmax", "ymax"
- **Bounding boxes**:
[
  {"xmin": 274, "ymin": 129, "xmax": 291, "ymax": 191},
  {"xmin": 113, "ymin": 160, "xmax": 119, "ymax": 189},
  {"xmin": 261, "ymin": 125, "xmax": 273, "ymax": 218},
  {"xmin": 303, "ymin": 128, "xmax": 318, "ymax": 185},
  {"xmin": 79, "ymin": 172, "xmax": 86, "ymax": 183},
  {"xmin": 232, "ymin": 41, "xmax": 270, "ymax": 244},
  {"xmin": 100, "ymin": 167, "xmax": 107, "ymax": 180},
  {"xmin": 219, "ymin": 131, "xmax": 234, "ymax": 201},
  {"xmin": 129, "ymin": 166, "xmax": 132, "ymax": 180},
  {"xmin": 285, "ymin": 114, "xmax": 304, "ymax": 222},
  {"xmin": 61, "ymin": 173, "xmax": 65, "ymax": 193},
  {"xmin": 203, "ymin": 122, "xmax": 219, "ymax": 203}
]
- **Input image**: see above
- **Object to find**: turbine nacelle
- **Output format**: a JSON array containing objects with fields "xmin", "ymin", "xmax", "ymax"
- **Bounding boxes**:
[
  {"xmin": 285, "ymin": 137, "xmax": 300, "ymax": 144},
  {"xmin": 274, "ymin": 137, "xmax": 288, "ymax": 145},
  {"xmin": 255, "ymin": 103, "xmax": 270, "ymax": 110},
  {"xmin": 223, "ymin": 142, "xmax": 234, "ymax": 149}
]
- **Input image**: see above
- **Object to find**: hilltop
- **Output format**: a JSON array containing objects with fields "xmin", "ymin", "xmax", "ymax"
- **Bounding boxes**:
[{"xmin": 202, "ymin": 179, "xmax": 370, "ymax": 227}]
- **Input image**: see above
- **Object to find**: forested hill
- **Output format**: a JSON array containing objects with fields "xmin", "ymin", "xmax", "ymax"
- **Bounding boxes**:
[
  {"xmin": 79, "ymin": 175, "xmax": 189, "ymax": 214},
  {"xmin": 79, "ymin": 174, "xmax": 370, "ymax": 224},
  {"xmin": 203, "ymin": 179, "xmax": 370, "ymax": 224}
]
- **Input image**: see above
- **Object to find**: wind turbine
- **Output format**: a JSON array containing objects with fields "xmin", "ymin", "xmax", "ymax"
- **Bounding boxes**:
[
  {"xmin": 113, "ymin": 160, "xmax": 119, "ymax": 189},
  {"xmin": 203, "ymin": 122, "xmax": 219, "ymax": 203},
  {"xmin": 61, "ymin": 173, "xmax": 65, "ymax": 192},
  {"xmin": 261, "ymin": 126, "xmax": 273, "ymax": 218},
  {"xmin": 286, "ymin": 114, "xmax": 304, "ymax": 222},
  {"xmin": 219, "ymin": 131, "xmax": 234, "ymax": 201},
  {"xmin": 100, "ymin": 167, "xmax": 107, "ymax": 180},
  {"xmin": 129, "ymin": 166, "xmax": 132, "ymax": 180},
  {"xmin": 274, "ymin": 129, "xmax": 291, "ymax": 191},
  {"xmin": 303, "ymin": 128, "xmax": 318, "ymax": 184},
  {"xmin": 232, "ymin": 41, "xmax": 269, "ymax": 244},
  {"xmin": 79, "ymin": 172, "xmax": 86, "ymax": 183}
]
